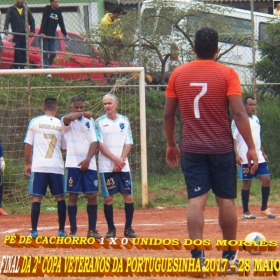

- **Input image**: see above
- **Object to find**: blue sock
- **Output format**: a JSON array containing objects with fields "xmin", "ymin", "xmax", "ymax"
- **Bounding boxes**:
[
  {"xmin": 68, "ymin": 205, "xmax": 77, "ymax": 232},
  {"xmin": 261, "ymin": 186, "xmax": 270, "ymax": 211},
  {"xmin": 31, "ymin": 202, "xmax": 40, "ymax": 231},
  {"xmin": 87, "ymin": 204, "xmax": 97, "ymax": 231},
  {"xmin": 191, "ymin": 249, "xmax": 205, "ymax": 258},
  {"xmin": 104, "ymin": 204, "xmax": 115, "ymax": 230},
  {"xmin": 57, "ymin": 200, "xmax": 66, "ymax": 231},
  {"xmin": 124, "ymin": 202, "xmax": 134, "ymax": 230}
]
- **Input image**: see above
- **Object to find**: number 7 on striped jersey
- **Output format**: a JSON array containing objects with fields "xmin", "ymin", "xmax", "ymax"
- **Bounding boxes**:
[{"xmin": 190, "ymin": 83, "xmax": 207, "ymax": 118}]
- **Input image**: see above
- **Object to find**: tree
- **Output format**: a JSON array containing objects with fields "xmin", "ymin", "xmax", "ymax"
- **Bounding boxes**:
[
  {"xmin": 256, "ymin": 20, "xmax": 280, "ymax": 95},
  {"xmin": 86, "ymin": 1, "xmax": 254, "ymax": 85}
]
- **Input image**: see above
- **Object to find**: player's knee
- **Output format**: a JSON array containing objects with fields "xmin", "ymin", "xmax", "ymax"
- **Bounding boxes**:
[
  {"xmin": 123, "ymin": 194, "xmax": 133, "ymax": 203},
  {"xmin": 87, "ymin": 193, "xmax": 97, "ymax": 204},
  {"xmin": 68, "ymin": 193, "xmax": 79, "ymax": 205},
  {"xmin": 104, "ymin": 196, "xmax": 113, "ymax": 205}
]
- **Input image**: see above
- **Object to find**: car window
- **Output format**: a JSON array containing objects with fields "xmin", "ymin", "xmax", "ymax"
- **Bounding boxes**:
[
  {"xmin": 186, "ymin": 13, "xmax": 252, "ymax": 47},
  {"xmin": 65, "ymin": 34, "xmax": 92, "ymax": 55},
  {"xmin": 31, "ymin": 32, "xmax": 61, "ymax": 51}
]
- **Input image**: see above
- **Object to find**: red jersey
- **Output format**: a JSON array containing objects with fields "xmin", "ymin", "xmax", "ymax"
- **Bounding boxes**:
[{"xmin": 166, "ymin": 60, "xmax": 242, "ymax": 154}]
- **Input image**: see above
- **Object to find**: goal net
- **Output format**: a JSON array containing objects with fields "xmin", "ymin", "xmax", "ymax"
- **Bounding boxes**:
[{"xmin": 0, "ymin": 67, "xmax": 147, "ymax": 214}]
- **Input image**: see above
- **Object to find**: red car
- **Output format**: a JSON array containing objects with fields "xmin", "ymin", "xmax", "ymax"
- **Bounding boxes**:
[{"xmin": 0, "ymin": 27, "xmax": 130, "ymax": 83}]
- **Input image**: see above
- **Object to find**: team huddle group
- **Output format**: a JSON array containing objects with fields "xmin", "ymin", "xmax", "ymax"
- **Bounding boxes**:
[{"xmin": 23, "ymin": 94, "xmax": 137, "ymax": 240}]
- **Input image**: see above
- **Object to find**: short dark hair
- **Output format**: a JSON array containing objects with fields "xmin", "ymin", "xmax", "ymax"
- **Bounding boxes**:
[
  {"xmin": 70, "ymin": 96, "xmax": 85, "ymax": 105},
  {"xmin": 43, "ymin": 98, "xmax": 58, "ymax": 111},
  {"xmin": 112, "ymin": 6, "xmax": 124, "ymax": 15},
  {"xmin": 243, "ymin": 96, "xmax": 255, "ymax": 104},
  {"xmin": 194, "ymin": 28, "xmax": 218, "ymax": 59},
  {"xmin": 50, "ymin": 0, "xmax": 54, "ymax": 3}
]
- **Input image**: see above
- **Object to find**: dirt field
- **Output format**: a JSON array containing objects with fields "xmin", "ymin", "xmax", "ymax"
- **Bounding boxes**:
[{"xmin": 0, "ymin": 205, "xmax": 280, "ymax": 280}]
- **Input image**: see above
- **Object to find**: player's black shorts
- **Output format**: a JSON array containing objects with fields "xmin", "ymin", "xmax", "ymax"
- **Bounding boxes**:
[
  {"xmin": 181, "ymin": 151, "xmax": 236, "ymax": 199},
  {"xmin": 99, "ymin": 172, "xmax": 133, "ymax": 197}
]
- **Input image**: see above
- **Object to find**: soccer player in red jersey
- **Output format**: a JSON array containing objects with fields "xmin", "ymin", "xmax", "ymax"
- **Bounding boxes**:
[{"xmin": 163, "ymin": 27, "xmax": 258, "ymax": 272}]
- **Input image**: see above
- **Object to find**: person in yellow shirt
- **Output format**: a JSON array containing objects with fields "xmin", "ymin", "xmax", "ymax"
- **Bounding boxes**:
[
  {"xmin": 99, "ymin": 6, "xmax": 125, "ymax": 60},
  {"xmin": 100, "ymin": 6, "xmax": 124, "ymax": 43}
]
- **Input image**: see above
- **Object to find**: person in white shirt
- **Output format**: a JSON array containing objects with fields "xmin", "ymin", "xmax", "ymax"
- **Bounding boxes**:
[
  {"xmin": 24, "ymin": 97, "xmax": 67, "ymax": 237},
  {"xmin": 95, "ymin": 93, "xmax": 136, "ymax": 238},
  {"xmin": 62, "ymin": 96, "xmax": 101, "ymax": 239},
  {"xmin": 232, "ymin": 96, "xmax": 274, "ymax": 219}
]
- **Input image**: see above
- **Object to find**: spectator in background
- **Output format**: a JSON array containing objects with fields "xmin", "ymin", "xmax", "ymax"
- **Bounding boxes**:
[
  {"xmin": 274, "ymin": 3, "xmax": 280, "ymax": 16},
  {"xmin": 4, "ymin": 0, "xmax": 35, "ymax": 69},
  {"xmin": 0, "ymin": 141, "xmax": 7, "ymax": 216},
  {"xmin": 100, "ymin": 6, "xmax": 124, "ymax": 43},
  {"xmin": 99, "ymin": 6, "xmax": 124, "ymax": 60},
  {"xmin": 39, "ymin": 0, "xmax": 70, "ymax": 78}
]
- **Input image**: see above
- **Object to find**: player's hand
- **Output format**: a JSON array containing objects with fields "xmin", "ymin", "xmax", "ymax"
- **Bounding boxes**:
[
  {"xmin": 39, "ymin": 33, "xmax": 46, "ymax": 38},
  {"xmin": 83, "ymin": 112, "xmax": 93, "ymax": 119},
  {"xmin": 246, "ymin": 148, "xmax": 258, "ymax": 174},
  {"xmin": 0, "ymin": 157, "xmax": 5, "ymax": 172},
  {"xmin": 29, "ymin": 32, "xmax": 35, "ymax": 37},
  {"xmin": 235, "ymin": 154, "xmax": 243, "ymax": 166},
  {"xmin": 166, "ymin": 145, "xmax": 180, "ymax": 168},
  {"xmin": 66, "ymin": 35, "xmax": 71, "ymax": 41},
  {"xmin": 25, "ymin": 165, "xmax": 31, "ymax": 177},
  {"xmin": 78, "ymin": 159, "xmax": 90, "ymax": 171},
  {"xmin": 113, "ymin": 165, "xmax": 122, "ymax": 172},
  {"xmin": 114, "ymin": 157, "xmax": 126, "ymax": 169}
]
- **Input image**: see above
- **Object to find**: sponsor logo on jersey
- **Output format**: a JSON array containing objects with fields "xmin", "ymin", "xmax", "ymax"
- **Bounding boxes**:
[
  {"xmin": 194, "ymin": 187, "xmax": 201, "ymax": 192},
  {"xmin": 119, "ymin": 123, "xmax": 125, "ymax": 130},
  {"xmin": 85, "ymin": 122, "xmax": 90, "ymax": 129}
]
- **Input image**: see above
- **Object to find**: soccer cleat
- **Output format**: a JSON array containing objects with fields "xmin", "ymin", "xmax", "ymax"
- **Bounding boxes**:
[
  {"xmin": 0, "ymin": 208, "xmax": 8, "ymax": 216},
  {"xmin": 46, "ymin": 74, "xmax": 52, "ymax": 78},
  {"xmin": 58, "ymin": 230, "xmax": 67, "ymax": 237},
  {"xmin": 224, "ymin": 251, "xmax": 238, "ymax": 275},
  {"xmin": 124, "ymin": 227, "xmax": 137, "ymax": 238},
  {"xmin": 87, "ymin": 230, "xmax": 102, "ymax": 239},
  {"xmin": 28, "ymin": 230, "xmax": 38, "ymax": 238},
  {"xmin": 69, "ymin": 231, "xmax": 78, "ymax": 237},
  {"xmin": 105, "ymin": 228, "xmax": 116, "ymax": 238},
  {"xmin": 242, "ymin": 212, "xmax": 256, "ymax": 219},
  {"xmin": 260, "ymin": 209, "xmax": 276, "ymax": 218}
]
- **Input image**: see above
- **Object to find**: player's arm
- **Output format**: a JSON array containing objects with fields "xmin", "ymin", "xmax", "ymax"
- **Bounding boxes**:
[
  {"xmin": 260, "ymin": 147, "xmax": 269, "ymax": 163},
  {"xmin": 113, "ymin": 144, "xmax": 132, "ymax": 172},
  {"xmin": 233, "ymin": 139, "xmax": 243, "ymax": 166},
  {"xmin": 163, "ymin": 97, "xmax": 180, "ymax": 168},
  {"xmin": 24, "ymin": 143, "xmax": 32, "ymax": 177},
  {"xmin": 0, "ymin": 143, "xmax": 5, "ymax": 172},
  {"xmin": 63, "ymin": 112, "xmax": 92, "ymax": 125},
  {"xmin": 99, "ymin": 142, "xmax": 126, "ymax": 170},
  {"xmin": 228, "ymin": 95, "xmax": 258, "ymax": 173},
  {"xmin": 78, "ymin": 141, "xmax": 98, "ymax": 171}
]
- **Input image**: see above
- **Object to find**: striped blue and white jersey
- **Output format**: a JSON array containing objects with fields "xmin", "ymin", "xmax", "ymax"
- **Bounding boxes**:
[
  {"xmin": 95, "ymin": 113, "xmax": 133, "ymax": 172},
  {"xmin": 24, "ymin": 115, "xmax": 64, "ymax": 174},
  {"xmin": 61, "ymin": 116, "xmax": 97, "ymax": 170},
  {"xmin": 232, "ymin": 115, "xmax": 265, "ymax": 164}
]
